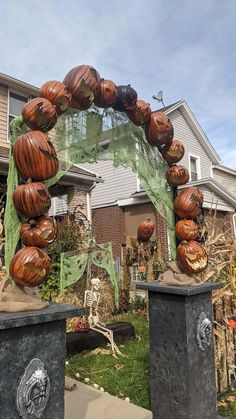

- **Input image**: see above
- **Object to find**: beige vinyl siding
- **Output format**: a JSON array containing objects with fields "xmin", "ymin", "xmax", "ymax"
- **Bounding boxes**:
[
  {"xmin": 169, "ymin": 109, "xmax": 212, "ymax": 179},
  {"xmin": 82, "ymin": 160, "xmax": 137, "ymax": 207},
  {"xmin": 200, "ymin": 185, "xmax": 235, "ymax": 212},
  {"xmin": 0, "ymin": 84, "xmax": 8, "ymax": 148},
  {"xmin": 213, "ymin": 168, "xmax": 236, "ymax": 198}
]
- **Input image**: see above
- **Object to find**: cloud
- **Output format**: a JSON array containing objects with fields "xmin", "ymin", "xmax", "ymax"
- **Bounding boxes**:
[{"xmin": 0, "ymin": 0, "xmax": 235, "ymax": 166}]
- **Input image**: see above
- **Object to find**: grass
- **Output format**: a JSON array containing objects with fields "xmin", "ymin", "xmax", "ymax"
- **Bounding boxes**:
[
  {"xmin": 66, "ymin": 313, "xmax": 150, "ymax": 409},
  {"xmin": 66, "ymin": 312, "xmax": 236, "ymax": 417}
]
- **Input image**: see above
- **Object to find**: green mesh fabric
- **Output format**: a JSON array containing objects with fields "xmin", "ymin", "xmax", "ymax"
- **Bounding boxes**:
[
  {"xmin": 4, "ymin": 107, "xmax": 176, "ymax": 281},
  {"xmin": 50, "ymin": 107, "xmax": 176, "ymax": 259},
  {"xmin": 91, "ymin": 242, "xmax": 119, "ymax": 306},
  {"xmin": 59, "ymin": 242, "xmax": 119, "ymax": 306},
  {"xmin": 4, "ymin": 116, "xmax": 25, "ymax": 275},
  {"xmin": 60, "ymin": 251, "xmax": 88, "ymax": 291}
]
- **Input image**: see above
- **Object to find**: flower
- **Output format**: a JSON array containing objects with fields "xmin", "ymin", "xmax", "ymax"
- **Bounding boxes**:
[
  {"xmin": 76, "ymin": 373, "xmax": 80, "ymax": 378},
  {"xmin": 84, "ymin": 378, "xmax": 90, "ymax": 383},
  {"xmin": 93, "ymin": 383, "xmax": 99, "ymax": 389},
  {"xmin": 65, "ymin": 361, "xmax": 69, "ymax": 366},
  {"xmin": 125, "ymin": 397, "xmax": 130, "ymax": 402},
  {"xmin": 100, "ymin": 387, "xmax": 104, "ymax": 392}
]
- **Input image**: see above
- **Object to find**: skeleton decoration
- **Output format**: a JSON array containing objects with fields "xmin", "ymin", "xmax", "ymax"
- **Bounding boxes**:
[
  {"xmin": 84, "ymin": 277, "xmax": 122, "ymax": 356},
  {"xmin": 17, "ymin": 358, "xmax": 50, "ymax": 419},
  {"xmin": 196, "ymin": 312, "xmax": 212, "ymax": 351}
]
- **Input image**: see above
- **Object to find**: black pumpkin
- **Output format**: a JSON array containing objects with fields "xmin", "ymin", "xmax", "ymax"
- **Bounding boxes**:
[{"xmin": 112, "ymin": 85, "xmax": 137, "ymax": 112}]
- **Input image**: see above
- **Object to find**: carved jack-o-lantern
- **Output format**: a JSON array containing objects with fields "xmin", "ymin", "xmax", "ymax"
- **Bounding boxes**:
[
  {"xmin": 9, "ymin": 246, "xmax": 51, "ymax": 287},
  {"xmin": 13, "ymin": 131, "xmax": 59, "ymax": 181},
  {"xmin": 39, "ymin": 80, "xmax": 72, "ymax": 115},
  {"xmin": 13, "ymin": 182, "xmax": 51, "ymax": 218},
  {"xmin": 174, "ymin": 187, "xmax": 203, "ymax": 219},
  {"xmin": 63, "ymin": 65, "xmax": 101, "ymax": 110},
  {"xmin": 177, "ymin": 240, "xmax": 208, "ymax": 274},
  {"xmin": 126, "ymin": 99, "xmax": 151, "ymax": 126},
  {"xmin": 112, "ymin": 85, "xmax": 137, "ymax": 112},
  {"xmin": 166, "ymin": 164, "xmax": 189, "ymax": 186},
  {"xmin": 22, "ymin": 97, "xmax": 57, "ymax": 132},
  {"xmin": 94, "ymin": 79, "xmax": 118, "ymax": 108},
  {"xmin": 20, "ymin": 216, "xmax": 57, "ymax": 248},
  {"xmin": 137, "ymin": 218, "xmax": 155, "ymax": 242},
  {"xmin": 145, "ymin": 111, "xmax": 174, "ymax": 147},
  {"xmin": 161, "ymin": 139, "xmax": 185, "ymax": 164},
  {"xmin": 175, "ymin": 219, "xmax": 199, "ymax": 241}
]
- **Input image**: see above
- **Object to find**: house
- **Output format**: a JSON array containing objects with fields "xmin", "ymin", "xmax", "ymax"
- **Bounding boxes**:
[
  {"xmin": 0, "ymin": 72, "xmax": 102, "ymax": 222},
  {"xmin": 81, "ymin": 100, "xmax": 236, "ymax": 263}
]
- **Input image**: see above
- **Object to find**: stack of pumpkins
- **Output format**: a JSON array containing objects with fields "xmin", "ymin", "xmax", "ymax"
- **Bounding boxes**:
[
  {"xmin": 160, "ymin": 135, "xmax": 207, "ymax": 275},
  {"xmin": 9, "ymin": 64, "xmax": 207, "ymax": 290},
  {"xmin": 9, "ymin": 81, "xmax": 72, "ymax": 287}
]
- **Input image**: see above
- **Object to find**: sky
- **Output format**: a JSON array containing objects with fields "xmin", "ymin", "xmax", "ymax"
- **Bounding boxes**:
[{"xmin": 0, "ymin": 0, "xmax": 235, "ymax": 167}]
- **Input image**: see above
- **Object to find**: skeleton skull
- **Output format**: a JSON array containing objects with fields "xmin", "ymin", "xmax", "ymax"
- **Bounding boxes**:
[{"xmin": 91, "ymin": 277, "xmax": 101, "ymax": 291}]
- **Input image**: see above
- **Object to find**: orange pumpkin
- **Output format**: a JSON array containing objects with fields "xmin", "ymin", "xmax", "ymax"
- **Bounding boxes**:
[
  {"xmin": 94, "ymin": 79, "xmax": 118, "ymax": 108},
  {"xmin": 177, "ymin": 240, "xmax": 208, "ymax": 274},
  {"xmin": 161, "ymin": 139, "xmax": 185, "ymax": 164},
  {"xmin": 175, "ymin": 220, "xmax": 199, "ymax": 241},
  {"xmin": 9, "ymin": 246, "xmax": 51, "ymax": 287},
  {"xmin": 13, "ymin": 182, "xmax": 51, "ymax": 218},
  {"xmin": 126, "ymin": 99, "xmax": 151, "ymax": 126},
  {"xmin": 13, "ymin": 131, "xmax": 58, "ymax": 181},
  {"xmin": 174, "ymin": 187, "xmax": 203, "ymax": 219},
  {"xmin": 22, "ymin": 97, "xmax": 57, "ymax": 132},
  {"xmin": 63, "ymin": 65, "xmax": 101, "ymax": 110},
  {"xmin": 39, "ymin": 80, "xmax": 72, "ymax": 114},
  {"xmin": 20, "ymin": 216, "xmax": 57, "ymax": 248},
  {"xmin": 166, "ymin": 164, "xmax": 189, "ymax": 186},
  {"xmin": 137, "ymin": 218, "xmax": 155, "ymax": 242},
  {"xmin": 145, "ymin": 111, "xmax": 173, "ymax": 146}
]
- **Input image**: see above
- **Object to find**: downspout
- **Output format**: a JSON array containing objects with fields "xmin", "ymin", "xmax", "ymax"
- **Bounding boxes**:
[{"xmin": 86, "ymin": 181, "xmax": 96, "ymax": 222}]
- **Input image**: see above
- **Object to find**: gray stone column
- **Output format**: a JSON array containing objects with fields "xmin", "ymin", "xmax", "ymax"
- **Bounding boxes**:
[
  {"xmin": 136, "ymin": 282, "xmax": 222, "ymax": 419},
  {"xmin": 0, "ymin": 303, "xmax": 84, "ymax": 419}
]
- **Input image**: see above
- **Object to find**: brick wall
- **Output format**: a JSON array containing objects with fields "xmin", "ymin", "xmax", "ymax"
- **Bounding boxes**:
[
  {"xmin": 92, "ymin": 204, "xmax": 169, "ymax": 260},
  {"xmin": 67, "ymin": 184, "xmax": 88, "ymax": 217},
  {"xmin": 92, "ymin": 205, "xmax": 126, "ymax": 258},
  {"xmin": 155, "ymin": 211, "xmax": 169, "ymax": 259}
]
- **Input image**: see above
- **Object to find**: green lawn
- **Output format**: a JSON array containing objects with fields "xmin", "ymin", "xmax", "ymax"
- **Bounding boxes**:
[{"xmin": 66, "ymin": 312, "xmax": 234, "ymax": 417}]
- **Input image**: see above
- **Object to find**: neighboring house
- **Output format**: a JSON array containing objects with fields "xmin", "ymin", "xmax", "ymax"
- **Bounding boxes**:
[
  {"xmin": 82, "ymin": 100, "xmax": 236, "ymax": 262},
  {"xmin": 0, "ymin": 72, "xmax": 102, "ymax": 222}
]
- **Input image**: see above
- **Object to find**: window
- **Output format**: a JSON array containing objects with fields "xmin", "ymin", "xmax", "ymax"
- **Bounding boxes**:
[
  {"xmin": 8, "ymin": 92, "xmax": 28, "ymax": 138},
  {"xmin": 189, "ymin": 155, "xmax": 200, "ymax": 181},
  {"xmin": 48, "ymin": 194, "xmax": 68, "ymax": 217}
]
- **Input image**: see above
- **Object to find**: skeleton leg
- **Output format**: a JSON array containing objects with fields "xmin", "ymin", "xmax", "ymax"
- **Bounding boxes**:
[{"xmin": 91, "ymin": 325, "xmax": 123, "ymax": 356}]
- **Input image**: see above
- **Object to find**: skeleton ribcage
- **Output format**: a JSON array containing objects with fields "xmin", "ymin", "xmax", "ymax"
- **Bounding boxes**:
[{"xmin": 85, "ymin": 292, "xmax": 97, "ymax": 308}]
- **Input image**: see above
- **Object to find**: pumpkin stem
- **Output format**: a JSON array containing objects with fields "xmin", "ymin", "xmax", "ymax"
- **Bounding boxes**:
[{"xmin": 29, "ymin": 219, "xmax": 38, "ymax": 228}]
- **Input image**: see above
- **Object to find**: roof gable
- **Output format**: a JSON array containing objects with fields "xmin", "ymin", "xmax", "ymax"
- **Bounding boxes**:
[{"xmin": 161, "ymin": 100, "xmax": 220, "ymax": 164}]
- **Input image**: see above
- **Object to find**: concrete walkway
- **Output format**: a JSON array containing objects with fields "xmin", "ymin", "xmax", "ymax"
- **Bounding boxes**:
[{"xmin": 65, "ymin": 379, "xmax": 152, "ymax": 419}]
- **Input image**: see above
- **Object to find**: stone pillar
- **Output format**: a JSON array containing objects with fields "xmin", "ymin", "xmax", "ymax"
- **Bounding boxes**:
[
  {"xmin": 136, "ymin": 282, "xmax": 222, "ymax": 419},
  {"xmin": 0, "ymin": 303, "xmax": 84, "ymax": 419}
]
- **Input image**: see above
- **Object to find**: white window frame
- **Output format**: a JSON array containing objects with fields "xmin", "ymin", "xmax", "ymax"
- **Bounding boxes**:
[
  {"xmin": 188, "ymin": 153, "xmax": 201, "ymax": 181},
  {"xmin": 48, "ymin": 194, "xmax": 68, "ymax": 217},
  {"xmin": 233, "ymin": 213, "xmax": 236, "ymax": 237},
  {"xmin": 7, "ymin": 89, "xmax": 30, "ymax": 142}
]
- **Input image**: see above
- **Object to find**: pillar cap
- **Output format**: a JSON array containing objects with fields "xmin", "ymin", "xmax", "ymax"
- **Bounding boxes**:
[{"xmin": 136, "ymin": 281, "xmax": 222, "ymax": 296}]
